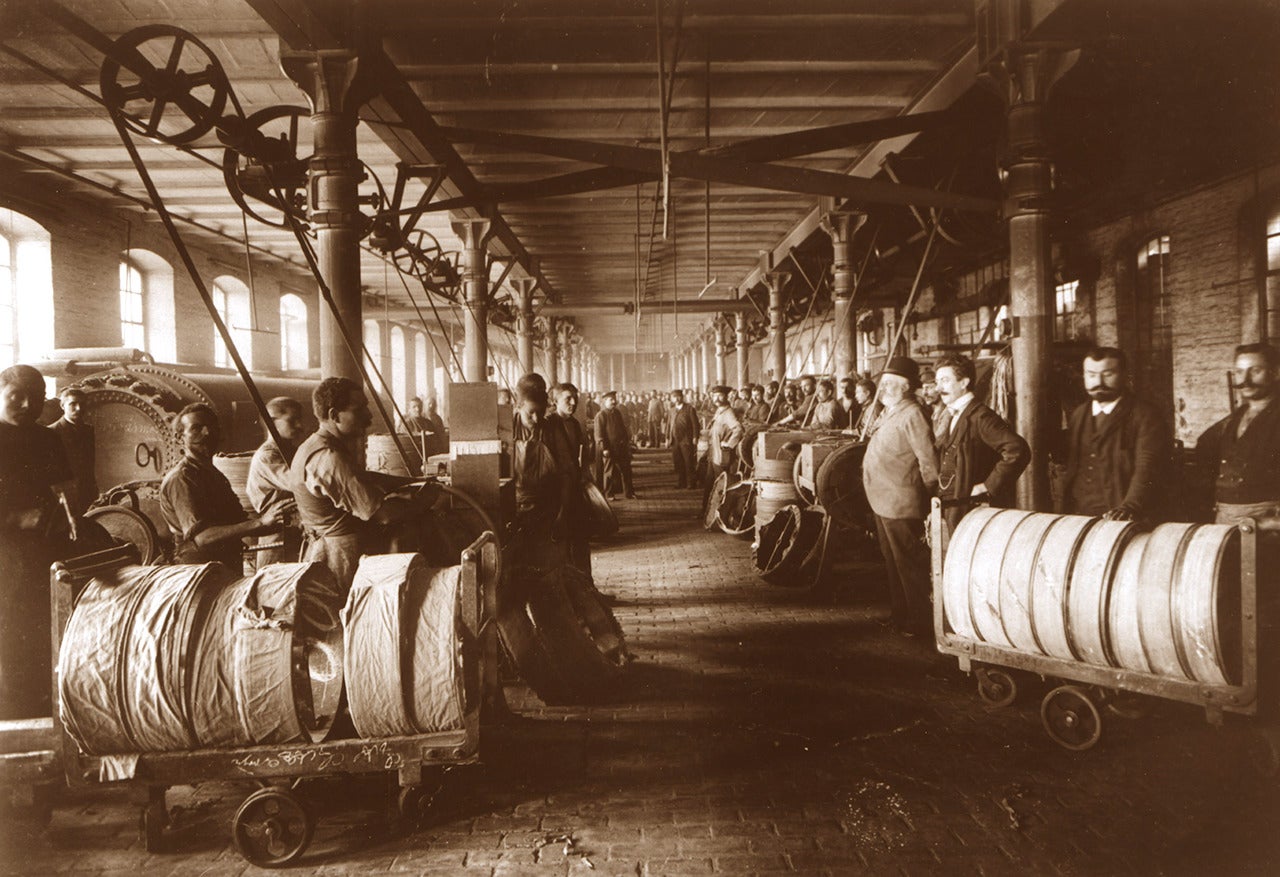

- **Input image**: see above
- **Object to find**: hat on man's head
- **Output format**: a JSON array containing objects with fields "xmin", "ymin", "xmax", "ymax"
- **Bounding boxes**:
[
  {"xmin": 602, "ymin": 390, "xmax": 618, "ymax": 400},
  {"xmin": 880, "ymin": 356, "xmax": 921, "ymax": 389}
]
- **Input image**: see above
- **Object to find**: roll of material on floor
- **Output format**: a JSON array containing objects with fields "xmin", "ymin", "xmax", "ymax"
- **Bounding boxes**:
[
  {"xmin": 497, "ymin": 558, "xmax": 630, "ymax": 705},
  {"xmin": 343, "ymin": 553, "xmax": 467, "ymax": 738},
  {"xmin": 59, "ymin": 562, "xmax": 344, "ymax": 755}
]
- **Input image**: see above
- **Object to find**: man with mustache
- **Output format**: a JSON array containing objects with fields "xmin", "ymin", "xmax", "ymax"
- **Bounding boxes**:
[
  {"xmin": 1060, "ymin": 347, "xmax": 1169, "ymax": 522},
  {"xmin": 1195, "ymin": 343, "xmax": 1280, "ymax": 525}
]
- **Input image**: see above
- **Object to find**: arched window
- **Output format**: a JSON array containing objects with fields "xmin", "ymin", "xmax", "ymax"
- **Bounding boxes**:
[
  {"xmin": 279, "ymin": 294, "xmax": 309, "ymax": 371},
  {"xmin": 122, "ymin": 249, "xmax": 175, "ymax": 362},
  {"xmin": 390, "ymin": 326, "xmax": 407, "ymax": 408},
  {"xmin": 363, "ymin": 319, "xmax": 382, "ymax": 375},
  {"xmin": 0, "ymin": 209, "xmax": 54, "ymax": 366},
  {"xmin": 415, "ymin": 333, "xmax": 429, "ymax": 402},
  {"xmin": 119, "ymin": 260, "xmax": 146, "ymax": 350},
  {"xmin": 212, "ymin": 276, "xmax": 253, "ymax": 369},
  {"xmin": 1135, "ymin": 234, "xmax": 1173, "ymax": 417}
]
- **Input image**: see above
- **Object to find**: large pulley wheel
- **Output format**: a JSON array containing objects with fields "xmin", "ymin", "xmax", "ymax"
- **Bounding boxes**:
[
  {"xmin": 1040, "ymin": 685, "xmax": 1102, "ymax": 751},
  {"xmin": 99, "ymin": 25, "xmax": 230, "ymax": 145},
  {"xmin": 231, "ymin": 787, "xmax": 314, "ymax": 867},
  {"xmin": 974, "ymin": 666, "xmax": 1018, "ymax": 708},
  {"xmin": 221, "ymin": 105, "xmax": 311, "ymax": 228}
]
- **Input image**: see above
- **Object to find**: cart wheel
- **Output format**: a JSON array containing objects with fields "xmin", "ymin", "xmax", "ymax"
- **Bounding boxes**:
[
  {"xmin": 231, "ymin": 787, "xmax": 314, "ymax": 867},
  {"xmin": 139, "ymin": 799, "xmax": 168, "ymax": 853},
  {"xmin": 975, "ymin": 666, "xmax": 1018, "ymax": 708},
  {"xmin": 1040, "ymin": 685, "xmax": 1103, "ymax": 751},
  {"xmin": 1248, "ymin": 726, "xmax": 1280, "ymax": 778},
  {"xmin": 396, "ymin": 785, "xmax": 428, "ymax": 828}
]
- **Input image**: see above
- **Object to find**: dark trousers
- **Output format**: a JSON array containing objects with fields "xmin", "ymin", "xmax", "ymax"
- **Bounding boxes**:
[
  {"xmin": 701, "ymin": 452, "xmax": 736, "ymax": 512},
  {"xmin": 672, "ymin": 441, "xmax": 696, "ymax": 487},
  {"xmin": 599, "ymin": 452, "xmax": 634, "ymax": 497},
  {"xmin": 873, "ymin": 514, "xmax": 932, "ymax": 635},
  {"xmin": 648, "ymin": 419, "xmax": 663, "ymax": 447}
]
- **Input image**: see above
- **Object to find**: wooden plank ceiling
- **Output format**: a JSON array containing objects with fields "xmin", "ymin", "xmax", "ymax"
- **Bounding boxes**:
[{"xmin": 0, "ymin": 0, "xmax": 977, "ymax": 355}]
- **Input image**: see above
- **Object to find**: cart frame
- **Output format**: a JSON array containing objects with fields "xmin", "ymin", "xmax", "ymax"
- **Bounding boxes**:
[
  {"xmin": 929, "ymin": 499, "xmax": 1260, "ymax": 726},
  {"xmin": 47, "ymin": 533, "xmax": 500, "ymax": 863}
]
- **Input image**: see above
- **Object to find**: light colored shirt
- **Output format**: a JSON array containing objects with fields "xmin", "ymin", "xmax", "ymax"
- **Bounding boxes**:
[
  {"xmin": 1092, "ymin": 398, "xmax": 1120, "ymax": 417},
  {"xmin": 946, "ymin": 392, "xmax": 975, "ymax": 434},
  {"xmin": 291, "ymin": 424, "xmax": 384, "ymax": 537},
  {"xmin": 246, "ymin": 439, "xmax": 292, "ymax": 514}
]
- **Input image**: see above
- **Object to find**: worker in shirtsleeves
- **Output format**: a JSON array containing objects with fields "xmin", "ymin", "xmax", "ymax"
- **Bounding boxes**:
[
  {"xmin": 245, "ymin": 396, "xmax": 307, "ymax": 565},
  {"xmin": 289, "ymin": 377, "xmax": 434, "ymax": 591},
  {"xmin": 159, "ymin": 402, "xmax": 283, "ymax": 572}
]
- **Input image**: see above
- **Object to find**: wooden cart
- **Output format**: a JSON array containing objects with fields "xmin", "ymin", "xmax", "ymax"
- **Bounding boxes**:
[
  {"xmin": 929, "ymin": 499, "xmax": 1262, "ymax": 751},
  {"xmin": 48, "ymin": 534, "xmax": 500, "ymax": 867}
]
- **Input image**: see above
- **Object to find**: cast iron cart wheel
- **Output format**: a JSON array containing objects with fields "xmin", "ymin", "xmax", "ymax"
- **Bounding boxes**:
[
  {"xmin": 231, "ymin": 787, "xmax": 314, "ymax": 867},
  {"xmin": 1040, "ymin": 685, "xmax": 1102, "ymax": 751},
  {"xmin": 975, "ymin": 666, "xmax": 1018, "ymax": 708},
  {"xmin": 99, "ymin": 25, "xmax": 230, "ymax": 145}
]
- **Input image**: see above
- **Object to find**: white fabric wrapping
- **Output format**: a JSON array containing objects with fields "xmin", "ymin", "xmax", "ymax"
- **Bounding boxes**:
[{"xmin": 344, "ymin": 554, "xmax": 465, "ymax": 738}]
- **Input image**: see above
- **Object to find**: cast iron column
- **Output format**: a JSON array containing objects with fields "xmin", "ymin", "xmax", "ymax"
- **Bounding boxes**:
[
  {"xmin": 735, "ymin": 312, "xmax": 750, "ymax": 387},
  {"xmin": 281, "ymin": 50, "xmax": 372, "ymax": 381},
  {"xmin": 452, "ymin": 218, "xmax": 492, "ymax": 383},
  {"xmin": 714, "ymin": 322, "xmax": 727, "ymax": 386},
  {"xmin": 512, "ymin": 277, "xmax": 537, "ymax": 375},
  {"xmin": 766, "ymin": 270, "xmax": 791, "ymax": 383},
  {"xmin": 822, "ymin": 209, "xmax": 867, "ymax": 380},
  {"xmin": 987, "ymin": 41, "xmax": 1080, "ymax": 511}
]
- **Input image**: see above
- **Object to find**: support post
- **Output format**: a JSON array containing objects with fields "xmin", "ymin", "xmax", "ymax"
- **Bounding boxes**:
[
  {"xmin": 545, "ymin": 318, "xmax": 559, "ymax": 385},
  {"xmin": 452, "ymin": 217, "xmax": 492, "ymax": 383},
  {"xmin": 985, "ymin": 31, "xmax": 1080, "ymax": 511},
  {"xmin": 766, "ymin": 269, "xmax": 791, "ymax": 382},
  {"xmin": 821, "ymin": 209, "xmax": 867, "ymax": 380},
  {"xmin": 281, "ymin": 50, "xmax": 372, "ymax": 381},
  {"xmin": 512, "ymin": 277, "xmax": 537, "ymax": 375},
  {"xmin": 735, "ymin": 312, "xmax": 750, "ymax": 387},
  {"xmin": 714, "ymin": 322, "xmax": 727, "ymax": 386}
]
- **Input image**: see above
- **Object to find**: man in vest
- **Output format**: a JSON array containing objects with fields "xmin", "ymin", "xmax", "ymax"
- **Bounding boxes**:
[
  {"xmin": 1196, "ymin": 342, "xmax": 1280, "ymax": 525},
  {"xmin": 933, "ymin": 355, "xmax": 1029, "ymax": 533},
  {"xmin": 289, "ymin": 377, "xmax": 428, "ymax": 590},
  {"xmin": 1060, "ymin": 347, "xmax": 1169, "ymax": 522}
]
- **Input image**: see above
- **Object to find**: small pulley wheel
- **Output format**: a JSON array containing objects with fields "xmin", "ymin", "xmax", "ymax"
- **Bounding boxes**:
[
  {"xmin": 394, "ymin": 228, "xmax": 452, "ymax": 287},
  {"xmin": 221, "ymin": 105, "xmax": 311, "ymax": 227},
  {"xmin": 975, "ymin": 666, "xmax": 1018, "ymax": 708},
  {"xmin": 1040, "ymin": 684, "xmax": 1102, "ymax": 751},
  {"xmin": 231, "ymin": 787, "xmax": 314, "ymax": 867},
  {"xmin": 99, "ymin": 24, "xmax": 229, "ymax": 144}
]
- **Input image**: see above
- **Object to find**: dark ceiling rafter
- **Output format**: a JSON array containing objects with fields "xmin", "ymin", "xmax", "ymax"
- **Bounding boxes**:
[
  {"xmin": 436, "ymin": 125, "xmax": 996, "ymax": 213},
  {"xmin": 243, "ymin": 0, "xmax": 556, "ymax": 302}
]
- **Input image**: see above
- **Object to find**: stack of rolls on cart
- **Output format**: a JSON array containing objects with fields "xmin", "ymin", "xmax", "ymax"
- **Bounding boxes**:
[{"xmin": 935, "ymin": 505, "xmax": 1257, "ymax": 750}]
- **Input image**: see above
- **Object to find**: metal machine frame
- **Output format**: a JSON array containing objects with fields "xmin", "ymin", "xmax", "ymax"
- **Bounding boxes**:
[
  {"xmin": 929, "ymin": 499, "xmax": 1260, "ymax": 748},
  {"xmin": 47, "ymin": 534, "xmax": 500, "ymax": 866}
]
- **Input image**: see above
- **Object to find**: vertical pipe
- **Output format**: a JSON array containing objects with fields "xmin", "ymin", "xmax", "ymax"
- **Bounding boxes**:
[{"xmin": 453, "ymin": 218, "xmax": 491, "ymax": 383}]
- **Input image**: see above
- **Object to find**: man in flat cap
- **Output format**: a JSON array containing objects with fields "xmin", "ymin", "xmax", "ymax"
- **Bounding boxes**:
[{"xmin": 862, "ymin": 356, "xmax": 939, "ymax": 637}]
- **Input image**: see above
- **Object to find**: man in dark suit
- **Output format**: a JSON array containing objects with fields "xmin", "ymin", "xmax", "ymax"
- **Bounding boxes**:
[
  {"xmin": 933, "ymin": 355, "xmax": 1030, "ymax": 533},
  {"xmin": 1195, "ymin": 342, "xmax": 1280, "ymax": 525},
  {"xmin": 1060, "ymin": 347, "xmax": 1169, "ymax": 522},
  {"xmin": 667, "ymin": 389, "xmax": 700, "ymax": 489},
  {"xmin": 862, "ymin": 357, "xmax": 938, "ymax": 636},
  {"xmin": 594, "ymin": 391, "xmax": 635, "ymax": 498},
  {"xmin": 50, "ymin": 386, "xmax": 97, "ymax": 516}
]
